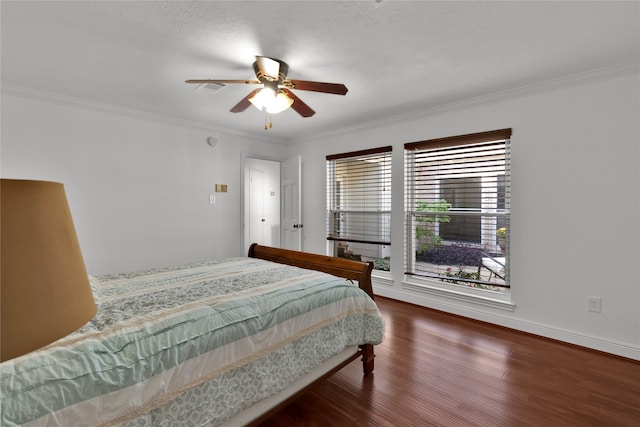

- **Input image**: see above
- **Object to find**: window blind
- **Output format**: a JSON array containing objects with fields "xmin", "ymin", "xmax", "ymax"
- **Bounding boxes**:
[
  {"xmin": 326, "ymin": 146, "xmax": 392, "ymax": 268},
  {"xmin": 404, "ymin": 129, "xmax": 511, "ymax": 290}
]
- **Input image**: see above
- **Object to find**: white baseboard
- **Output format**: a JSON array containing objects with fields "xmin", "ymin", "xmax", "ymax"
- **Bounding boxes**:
[{"xmin": 373, "ymin": 286, "xmax": 640, "ymax": 361}]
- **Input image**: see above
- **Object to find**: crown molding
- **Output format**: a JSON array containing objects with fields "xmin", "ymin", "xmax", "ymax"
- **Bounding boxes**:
[
  {"xmin": 3, "ymin": 60, "xmax": 638, "ymax": 147},
  {"xmin": 296, "ymin": 61, "xmax": 640, "ymax": 144},
  {"xmin": 0, "ymin": 83, "xmax": 286, "ymax": 145}
]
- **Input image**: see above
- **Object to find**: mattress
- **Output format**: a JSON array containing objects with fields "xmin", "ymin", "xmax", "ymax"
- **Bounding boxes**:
[{"xmin": 0, "ymin": 257, "xmax": 384, "ymax": 426}]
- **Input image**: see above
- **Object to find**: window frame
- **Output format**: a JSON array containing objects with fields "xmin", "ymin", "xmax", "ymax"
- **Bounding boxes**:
[
  {"xmin": 326, "ymin": 146, "xmax": 392, "ymax": 272},
  {"xmin": 403, "ymin": 129, "xmax": 512, "ymax": 302}
]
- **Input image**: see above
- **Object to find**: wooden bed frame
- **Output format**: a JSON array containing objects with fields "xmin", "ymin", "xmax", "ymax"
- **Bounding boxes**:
[
  {"xmin": 1, "ymin": 244, "xmax": 379, "ymax": 427},
  {"xmin": 243, "ymin": 243, "xmax": 377, "ymax": 426}
]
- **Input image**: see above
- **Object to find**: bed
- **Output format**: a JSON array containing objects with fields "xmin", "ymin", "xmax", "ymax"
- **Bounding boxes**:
[{"xmin": 0, "ymin": 244, "xmax": 384, "ymax": 427}]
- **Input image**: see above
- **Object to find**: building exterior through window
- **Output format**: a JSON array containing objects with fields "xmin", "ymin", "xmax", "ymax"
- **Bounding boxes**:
[{"xmin": 404, "ymin": 129, "xmax": 511, "ymax": 293}]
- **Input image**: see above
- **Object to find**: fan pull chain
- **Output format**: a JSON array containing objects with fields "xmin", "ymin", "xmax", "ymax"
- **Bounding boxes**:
[{"xmin": 263, "ymin": 112, "xmax": 274, "ymax": 130}]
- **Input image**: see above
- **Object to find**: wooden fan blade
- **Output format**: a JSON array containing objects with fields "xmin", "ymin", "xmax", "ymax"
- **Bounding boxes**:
[
  {"xmin": 185, "ymin": 79, "xmax": 260, "ymax": 85},
  {"xmin": 281, "ymin": 88, "xmax": 315, "ymax": 117},
  {"xmin": 230, "ymin": 89, "xmax": 261, "ymax": 113},
  {"xmin": 286, "ymin": 80, "xmax": 348, "ymax": 95}
]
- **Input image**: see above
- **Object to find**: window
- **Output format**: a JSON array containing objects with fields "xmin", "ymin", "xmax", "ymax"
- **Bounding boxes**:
[
  {"xmin": 404, "ymin": 129, "xmax": 511, "ymax": 292},
  {"xmin": 326, "ymin": 146, "xmax": 392, "ymax": 272}
]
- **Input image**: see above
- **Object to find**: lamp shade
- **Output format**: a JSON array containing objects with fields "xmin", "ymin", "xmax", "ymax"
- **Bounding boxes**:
[
  {"xmin": 249, "ymin": 87, "xmax": 294, "ymax": 114},
  {"xmin": 249, "ymin": 87, "xmax": 276, "ymax": 111},
  {"xmin": 268, "ymin": 91, "xmax": 294, "ymax": 114},
  {"xmin": 1, "ymin": 179, "xmax": 96, "ymax": 362}
]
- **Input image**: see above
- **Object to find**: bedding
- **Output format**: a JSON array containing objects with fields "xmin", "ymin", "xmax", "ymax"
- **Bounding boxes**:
[{"xmin": 0, "ymin": 256, "xmax": 384, "ymax": 427}]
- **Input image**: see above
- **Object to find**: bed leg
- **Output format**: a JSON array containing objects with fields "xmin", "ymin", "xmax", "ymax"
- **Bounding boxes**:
[{"xmin": 360, "ymin": 344, "xmax": 375, "ymax": 376}]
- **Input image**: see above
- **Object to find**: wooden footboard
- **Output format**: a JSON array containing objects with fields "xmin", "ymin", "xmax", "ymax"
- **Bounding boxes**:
[
  {"xmin": 244, "ymin": 244, "xmax": 377, "ymax": 425},
  {"xmin": 248, "ymin": 243, "xmax": 374, "ymax": 300},
  {"xmin": 248, "ymin": 243, "xmax": 376, "ymax": 376}
]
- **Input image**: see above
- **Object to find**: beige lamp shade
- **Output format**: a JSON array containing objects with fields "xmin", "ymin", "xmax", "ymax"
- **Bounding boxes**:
[{"xmin": 1, "ymin": 179, "xmax": 96, "ymax": 362}]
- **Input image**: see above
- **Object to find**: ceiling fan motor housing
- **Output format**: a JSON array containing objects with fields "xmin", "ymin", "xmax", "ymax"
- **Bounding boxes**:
[{"xmin": 253, "ymin": 58, "xmax": 289, "ymax": 83}]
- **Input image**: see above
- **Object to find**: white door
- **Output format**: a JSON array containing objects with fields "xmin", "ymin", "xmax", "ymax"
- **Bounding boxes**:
[
  {"xmin": 281, "ymin": 155, "xmax": 302, "ymax": 251},
  {"xmin": 243, "ymin": 158, "xmax": 281, "ymax": 253}
]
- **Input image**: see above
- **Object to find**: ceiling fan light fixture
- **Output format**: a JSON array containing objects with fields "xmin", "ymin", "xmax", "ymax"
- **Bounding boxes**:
[
  {"xmin": 248, "ymin": 86, "xmax": 274, "ymax": 110},
  {"xmin": 249, "ymin": 87, "xmax": 293, "ymax": 114},
  {"xmin": 268, "ymin": 91, "xmax": 294, "ymax": 114}
]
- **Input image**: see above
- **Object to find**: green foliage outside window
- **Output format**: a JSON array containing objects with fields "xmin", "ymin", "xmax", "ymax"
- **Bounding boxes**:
[{"xmin": 415, "ymin": 198, "xmax": 451, "ymax": 254}]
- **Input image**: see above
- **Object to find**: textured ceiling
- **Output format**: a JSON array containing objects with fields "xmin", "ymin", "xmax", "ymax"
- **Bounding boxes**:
[{"xmin": 2, "ymin": 1, "xmax": 638, "ymax": 144}]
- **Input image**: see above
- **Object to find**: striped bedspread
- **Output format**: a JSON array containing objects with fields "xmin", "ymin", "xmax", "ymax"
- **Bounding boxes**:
[{"xmin": 1, "ymin": 257, "xmax": 384, "ymax": 426}]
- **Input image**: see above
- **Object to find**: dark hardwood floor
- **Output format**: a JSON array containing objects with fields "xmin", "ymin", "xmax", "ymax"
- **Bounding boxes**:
[{"xmin": 259, "ymin": 297, "xmax": 640, "ymax": 427}]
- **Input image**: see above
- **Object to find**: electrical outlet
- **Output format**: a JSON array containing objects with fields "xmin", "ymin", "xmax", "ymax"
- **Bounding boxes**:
[{"xmin": 587, "ymin": 296, "xmax": 601, "ymax": 313}]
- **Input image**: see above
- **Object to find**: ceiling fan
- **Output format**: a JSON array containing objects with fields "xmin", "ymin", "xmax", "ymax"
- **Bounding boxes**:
[{"xmin": 186, "ymin": 56, "xmax": 348, "ymax": 123}]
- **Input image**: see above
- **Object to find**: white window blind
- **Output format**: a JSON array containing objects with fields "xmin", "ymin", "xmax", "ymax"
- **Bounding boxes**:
[
  {"xmin": 405, "ymin": 129, "xmax": 511, "ymax": 291},
  {"xmin": 326, "ymin": 146, "xmax": 392, "ymax": 270}
]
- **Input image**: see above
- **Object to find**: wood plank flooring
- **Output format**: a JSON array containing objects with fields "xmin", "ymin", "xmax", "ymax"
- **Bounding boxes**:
[{"xmin": 259, "ymin": 297, "xmax": 640, "ymax": 427}]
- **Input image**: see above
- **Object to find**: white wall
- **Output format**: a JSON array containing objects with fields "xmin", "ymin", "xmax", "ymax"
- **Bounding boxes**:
[
  {"xmin": 2, "ymin": 73, "xmax": 638, "ymax": 360},
  {"xmin": 292, "ymin": 72, "xmax": 640, "ymax": 359},
  {"xmin": 1, "ymin": 88, "xmax": 289, "ymax": 275}
]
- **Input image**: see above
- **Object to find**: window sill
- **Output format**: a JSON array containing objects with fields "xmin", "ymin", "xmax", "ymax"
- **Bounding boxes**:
[
  {"xmin": 401, "ymin": 277, "xmax": 515, "ymax": 312},
  {"xmin": 372, "ymin": 271, "xmax": 394, "ymax": 287}
]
